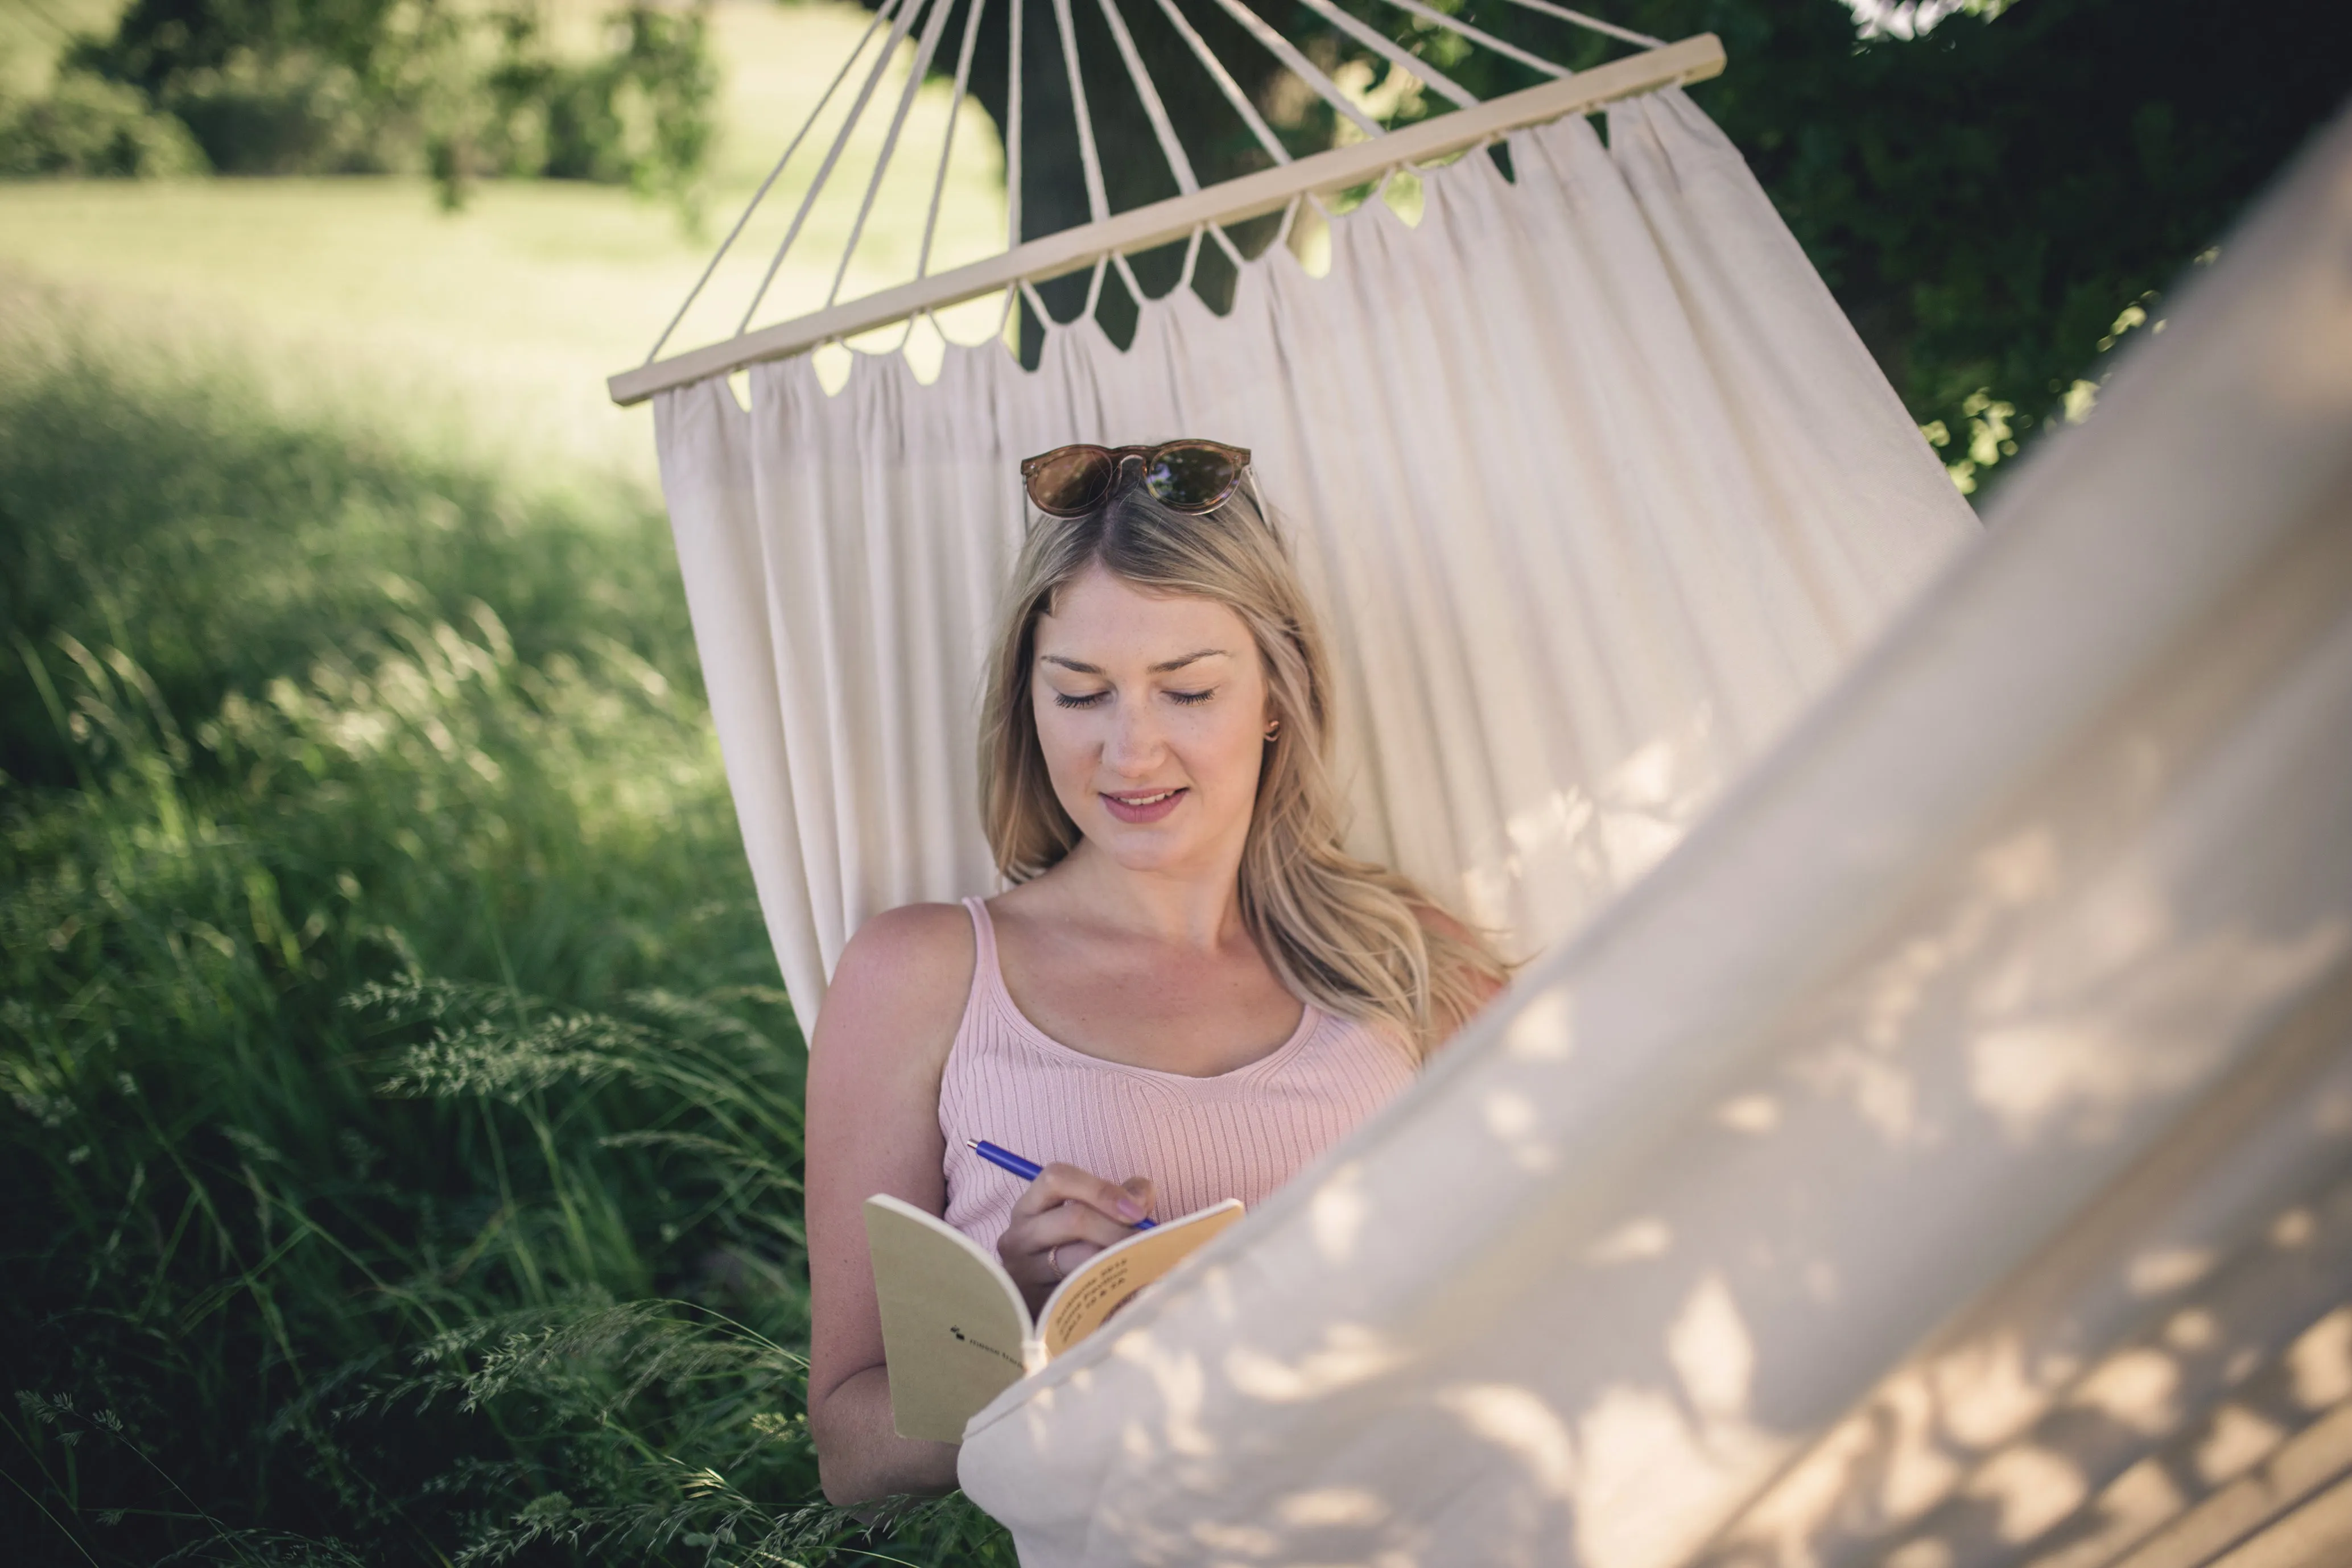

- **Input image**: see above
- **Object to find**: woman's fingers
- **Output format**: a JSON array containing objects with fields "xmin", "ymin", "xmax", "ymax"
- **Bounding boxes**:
[
  {"xmin": 1008, "ymin": 1162, "xmax": 1149, "ymax": 1226},
  {"xmin": 996, "ymin": 1165, "xmax": 1157, "ymax": 1295},
  {"xmin": 1014, "ymin": 1195, "xmax": 1134, "ymax": 1258},
  {"xmin": 998, "ymin": 1203, "xmax": 1130, "ymax": 1290},
  {"xmin": 1120, "ymin": 1174, "xmax": 1155, "ymax": 1219}
]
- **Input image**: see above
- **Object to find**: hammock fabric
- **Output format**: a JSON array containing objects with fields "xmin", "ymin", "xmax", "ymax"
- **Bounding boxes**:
[
  {"xmin": 948, "ymin": 110, "xmax": 2352, "ymax": 1565},
  {"xmin": 641, "ymin": 0, "xmax": 2352, "ymax": 1551},
  {"xmin": 653, "ymin": 89, "xmax": 1976, "ymax": 1017}
]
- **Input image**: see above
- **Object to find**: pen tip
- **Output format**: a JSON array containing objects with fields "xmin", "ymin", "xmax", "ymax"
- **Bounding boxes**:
[{"xmin": 964, "ymin": 1138, "xmax": 979, "ymax": 1150}]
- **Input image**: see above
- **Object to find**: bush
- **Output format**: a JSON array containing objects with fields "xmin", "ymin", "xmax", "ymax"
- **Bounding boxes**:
[
  {"xmin": 160, "ymin": 49, "xmax": 394, "ymax": 175},
  {"xmin": 436, "ymin": 3, "xmax": 717, "ymax": 212},
  {"xmin": 0, "ymin": 69, "xmax": 208, "ymax": 178},
  {"xmin": 52, "ymin": 0, "xmax": 719, "ymax": 211}
]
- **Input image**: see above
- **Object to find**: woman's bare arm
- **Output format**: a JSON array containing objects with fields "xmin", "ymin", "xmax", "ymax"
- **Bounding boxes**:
[{"xmin": 803, "ymin": 902, "xmax": 975, "ymax": 1505}]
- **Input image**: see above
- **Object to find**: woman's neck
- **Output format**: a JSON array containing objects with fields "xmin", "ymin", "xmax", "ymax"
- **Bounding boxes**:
[{"xmin": 1050, "ymin": 840, "xmax": 1248, "ymax": 953}]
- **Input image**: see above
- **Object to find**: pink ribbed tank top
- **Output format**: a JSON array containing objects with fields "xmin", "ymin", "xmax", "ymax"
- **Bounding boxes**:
[{"xmin": 939, "ymin": 896, "xmax": 1418, "ymax": 1249}]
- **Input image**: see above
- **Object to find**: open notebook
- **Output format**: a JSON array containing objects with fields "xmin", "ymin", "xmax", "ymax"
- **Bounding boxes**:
[{"xmin": 864, "ymin": 1195, "xmax": 1246, "ymax": 1442}]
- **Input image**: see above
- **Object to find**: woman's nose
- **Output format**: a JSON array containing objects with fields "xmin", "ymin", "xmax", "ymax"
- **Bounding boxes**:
[{"xmin": 1101, "ymin": 696, "xmax": 1166, "ymax": 773}]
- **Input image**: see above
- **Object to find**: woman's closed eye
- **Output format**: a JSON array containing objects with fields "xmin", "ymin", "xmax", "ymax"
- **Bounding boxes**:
[{"xmin": 1051, "ymin": 687, "xmax": 1217, "ymax": 708}]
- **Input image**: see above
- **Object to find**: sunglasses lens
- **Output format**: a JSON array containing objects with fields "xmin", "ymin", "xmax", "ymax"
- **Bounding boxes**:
[
  {"xmin": 1144, "ymin": 443, "xmax": 1239, "ymax": 510},
  {"xmin": 1028, "ymin": 447, "xmax": 1115, "ymax": 514}
]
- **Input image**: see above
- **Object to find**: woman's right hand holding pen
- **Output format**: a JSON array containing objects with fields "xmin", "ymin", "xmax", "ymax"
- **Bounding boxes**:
[{"xmin": 996, "ymin": 1164, "xmax": 1156, "ymax": 1312}]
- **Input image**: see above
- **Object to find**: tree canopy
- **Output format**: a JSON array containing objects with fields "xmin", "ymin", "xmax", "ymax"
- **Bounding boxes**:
[
  {"xmin": 37, "ymin": 0, "xmax": 716, "ymax": 207},
  {"xmin": 886, "ymin": 0, "xmax": 2352, "ymax": 491}
]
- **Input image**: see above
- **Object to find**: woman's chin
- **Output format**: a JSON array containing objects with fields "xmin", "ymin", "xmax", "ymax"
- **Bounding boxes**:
[{"xmin": 1088, "ymin": 820, "xmax": 1203, "ymax": 873}]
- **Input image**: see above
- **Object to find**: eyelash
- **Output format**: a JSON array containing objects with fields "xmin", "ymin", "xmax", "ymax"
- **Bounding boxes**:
[{"xmin": 1052, "ymin": 689, "xmax": 1216, "ymax": 708}]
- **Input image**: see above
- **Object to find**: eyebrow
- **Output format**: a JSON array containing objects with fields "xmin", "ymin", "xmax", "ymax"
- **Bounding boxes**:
[{"xmin": 1039, "ymin": 649, "xmax": 1232, "ymax": 676}]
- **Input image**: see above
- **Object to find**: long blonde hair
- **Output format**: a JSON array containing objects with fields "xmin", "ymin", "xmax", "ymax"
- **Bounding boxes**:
[{"xmin": 978, "ymin": 479, "xmax": 1508, "ymax": 1057}]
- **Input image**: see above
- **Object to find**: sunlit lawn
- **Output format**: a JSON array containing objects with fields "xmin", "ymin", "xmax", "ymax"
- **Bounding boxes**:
[
  {"xmin": 0, "ymin": 0, "xmax": 1011, "ymax": 482},
  {"xmin": 1, "ymin": 6, "xmax": 1023, "ymax": 1560}
]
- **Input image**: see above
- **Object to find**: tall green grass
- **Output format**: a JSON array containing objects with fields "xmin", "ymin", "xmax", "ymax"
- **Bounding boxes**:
[{"xmin": 0, "ymin": 286, "xmax": 1012, "ymax": 1565}]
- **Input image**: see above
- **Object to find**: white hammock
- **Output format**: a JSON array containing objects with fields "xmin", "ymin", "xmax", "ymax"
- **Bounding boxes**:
[
  {"xmin": 954, "ymin": 111, "xmax": 2352, "ymax": 1565},
  {"xmin": 622, "ymin": 2, "xmax": 2350, "ymax": 1561}
]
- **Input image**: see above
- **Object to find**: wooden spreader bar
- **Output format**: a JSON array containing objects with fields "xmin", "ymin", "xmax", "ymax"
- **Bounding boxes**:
[{"xmin": 607, "ymin": 33, "xmax": 1722, "ymax": 407}]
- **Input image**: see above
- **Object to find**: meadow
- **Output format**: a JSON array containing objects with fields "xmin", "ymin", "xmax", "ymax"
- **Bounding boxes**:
[
  {"xmin": 2, "ymin": 3, "xmax": 1017, "ymax": 1561},
  {"xmin": 0, "ymin": 0, "xmax": 1016, "ymax": 488}
]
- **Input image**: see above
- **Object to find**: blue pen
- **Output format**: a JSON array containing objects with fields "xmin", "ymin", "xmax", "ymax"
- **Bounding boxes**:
[{"xmin": 967, "ymin": 1138, "xmax": 1157, "ymax": 1229}]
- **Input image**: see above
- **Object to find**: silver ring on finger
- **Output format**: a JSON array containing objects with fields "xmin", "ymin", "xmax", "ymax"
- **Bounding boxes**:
[{"xmin": 1049, "ymin": 1242, "xmax": 1068, "ymax": 1281}]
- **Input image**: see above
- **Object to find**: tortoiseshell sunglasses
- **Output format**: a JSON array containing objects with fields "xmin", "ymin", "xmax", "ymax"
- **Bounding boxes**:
[{"xmin": 1019, "ymin": 440, "xmax": 1252, "ymax": 517}]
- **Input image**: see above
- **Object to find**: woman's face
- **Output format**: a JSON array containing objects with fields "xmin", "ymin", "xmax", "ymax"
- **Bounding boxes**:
[{"xmin": 1031, "ymin": 563, "xmax": 1272, "ymax": 877}]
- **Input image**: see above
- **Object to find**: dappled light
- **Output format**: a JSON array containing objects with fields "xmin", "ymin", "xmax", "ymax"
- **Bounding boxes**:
[
  {"xmin": 1439, "ymin": 1382, "xmax": 1579, "ymax": 1497},
  {"xmin": 1311, "ymin": 1161, "xmax": 1373, "ymax": 1264},
  {"xmin": 1459, "ymin": 711, "xmax": 1729, "ymax": 952},
  {"xmin": 1223, "ymin": 1323, "xmax": 1407, "ymax": 1405},
  {"xmin": 952, "ymin": 103, "xmax": 2352, "ymax": 1568}
]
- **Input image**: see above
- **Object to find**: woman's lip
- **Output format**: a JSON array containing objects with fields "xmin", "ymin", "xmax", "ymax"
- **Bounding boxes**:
[{"xmin": 1101, "ymin": 787, "xmax": 1187, "ymax": 824}]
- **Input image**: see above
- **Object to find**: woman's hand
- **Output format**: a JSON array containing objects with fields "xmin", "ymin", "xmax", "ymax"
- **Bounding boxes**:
[{"xmin": 996, "ymin": 1164, "xmax": 1156, "ymax": 1310}]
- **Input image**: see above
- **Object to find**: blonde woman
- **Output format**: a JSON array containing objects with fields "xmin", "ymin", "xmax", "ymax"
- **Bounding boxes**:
[{"xmin": 804, "ymin": 441, "xmax": 1508, "ymax": 1504}]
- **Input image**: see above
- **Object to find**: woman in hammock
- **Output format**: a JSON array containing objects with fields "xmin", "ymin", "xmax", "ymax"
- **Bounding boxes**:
[{"xmin": 804, "ymin": 441, "xmax": 1509, "ymax": 1503}]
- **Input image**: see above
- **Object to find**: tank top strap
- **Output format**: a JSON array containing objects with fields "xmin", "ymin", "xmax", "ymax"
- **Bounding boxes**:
[{"xmin": 959, "ymin": 894, "xmax": 1005, "ymax": 1012}]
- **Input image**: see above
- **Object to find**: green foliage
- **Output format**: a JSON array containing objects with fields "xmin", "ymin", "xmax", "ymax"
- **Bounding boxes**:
[
  {"xmin": 0, "ymin": 307, "xmax": 692, "ymax": 796},
  {"xmin": 39, "ymin": 0, "xmax": 720, "ymax": 212},
  {"xmin": 157, "ymin": 47, "xmax": 399, "ymax": 175},
  {"xmin": 0, "ymin": 296, "xmax": 1007, "ymax": 1563},
  {"xmin": 66, "ymin": 0, "xmax": 467, "ymax": 175},
  {"xmin": 0, "ymin": 67, "xmax": 209, "ymax": 176},
  {"xmin": 935, "ymin": 0, "xmax": 2352, "ymax": 488},
  {"xmin": 1636, "ymin": 0, "xmax": 2351, "ymax": 494},
  {"xmin": 445, "ymin": 3, "xmax": 719, "ymax": 215}
]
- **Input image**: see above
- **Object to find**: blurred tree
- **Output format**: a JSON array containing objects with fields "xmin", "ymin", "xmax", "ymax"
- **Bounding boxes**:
[
  {"xmin": 55, "ymin": 0, "xmax": 718, "ymax": 211},
  {"xmin": 0, "ymin": 67, "xmax": 209, "ymax": 176},
  {"xmin": 874, "ymin": 0, "xmax": 2352, "ymax": 488}
]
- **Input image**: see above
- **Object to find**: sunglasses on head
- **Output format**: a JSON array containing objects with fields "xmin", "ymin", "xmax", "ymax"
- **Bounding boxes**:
[{"xmin": 1020, "ymin": 440, "xmax": 1252, "ymax": 517}]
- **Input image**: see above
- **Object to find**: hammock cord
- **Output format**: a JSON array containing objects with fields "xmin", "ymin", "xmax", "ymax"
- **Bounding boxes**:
[
  {"xmin": 1050, "ymin": 0, "xmax": 1112, "ymax": 224},
  {"xmin": 1001, "ymin": 0, "xmax": 1025, "ymax": 341},
  {"xmin": 1291, "ymin": 0, "xmax": 1479, "ymax": 109},
  {"xmin": 827, "ymin": 0, "xmax": 964, "ymax": 308},
  {"xmin": 1144, "ymin": 0, "xmax": 1290, "ymax": 166},
  {"xmin": 650, "ymin": 0, "xmax": 1678, "ymax": 365},
  {"xmin": 1199, "ymin": 0, "xmax": 1382, "ymax": 138},
  {"xmin": 738, "ymin": 0, "xmax": 927, "ymax": 333},
  {"xmin": 915, "ymin": 0, "xmax": 992, "ymax": 281},
  {"xmin": 1018, "ymin": 275, "xmax": 1053, "ymax": 325},
  {"xmin": 1207, "ymin": 219, "xmax": 1247, "ymax": 269},
  {"xmin": 1110, "ymin": 248, "xmax": 1148, "ymax": 304},
  {"xmin": 1497, "ymin": 0, "xmax": 1665, "ymax": 49},
  {"xmin": 642, "ymin": 0, "xmax": 903, "ymax": 364},
  {"xmin": 1371, "ymin": 0, "xmax": 1569, "ymax": 80},
  {"xmin": 1094, "ymin": 0, "xmax": 1200, "ymax": 194}
]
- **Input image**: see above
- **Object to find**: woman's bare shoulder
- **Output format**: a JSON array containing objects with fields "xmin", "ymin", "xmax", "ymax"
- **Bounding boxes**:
[
  {"xmin": 1413, "ymin": 901, "xmax": 1499, "ymax": 971},
  {"xmin": 1411, "ymin": 901, "xmax": 1478, "ymax": 947},
  {"xmin": 1411, "ymin": 900, "xmax": 1509, "ymax": 1032},
  {"xmin": 816, "ymin": 902, "xmax": 979, "ymax": 1062},
  {"xmin": 836, "ymin": 901, "xmax": 976, "ymax": 972}
]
